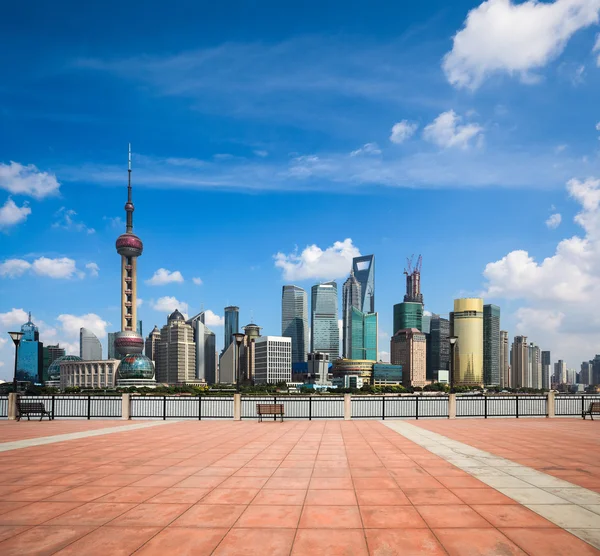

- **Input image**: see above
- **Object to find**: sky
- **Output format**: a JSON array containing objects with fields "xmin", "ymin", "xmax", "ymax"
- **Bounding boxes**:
[{"xmin": 1, "ymin": 0, "xmax": 600, "ymax": 380}]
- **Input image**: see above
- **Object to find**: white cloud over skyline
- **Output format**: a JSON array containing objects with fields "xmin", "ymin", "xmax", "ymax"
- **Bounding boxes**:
[
  {"xmin": 146, "ymin": 268, "xmax": 185, "ymax": 286},
  {"xmin": 0, "ymin": 161, "xmax": 61, "ymax": 199},
  {"xmin": 0, "ymin": 197, "xmax": 31, "ymax": 230},
  {"xmin": 150, "ymin": 296, "xmax": 189, "ymax": 316},
  {"xmin": 545, "ymin": 213, "xmax": 562, "ymax": 229},
  {"xmin": 0, "ymin": 257, "xmax": 86, "ymax": 279},
  {"xmin": 390, "ymin": 121, "xmax": 418, "ymax": 144},
  {"xmin": 423, "ymin": 110, "xmax": 483, "ymax": 149}
]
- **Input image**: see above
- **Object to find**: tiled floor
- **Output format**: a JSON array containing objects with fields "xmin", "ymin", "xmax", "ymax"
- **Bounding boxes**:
[{"xmin": 0, "ymin": 419, "xmax": 598, "ymax": 555}]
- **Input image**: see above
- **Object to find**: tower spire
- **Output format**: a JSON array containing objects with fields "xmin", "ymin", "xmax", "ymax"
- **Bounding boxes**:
[{"xmin": 125, "ymin": 143, "xmax": 134, "ymax": 233}]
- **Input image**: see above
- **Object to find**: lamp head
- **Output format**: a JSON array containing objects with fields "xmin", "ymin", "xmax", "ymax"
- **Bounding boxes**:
[
  {"xmin": 233, "ymin": 333, "xmax": 245, "ymax": 346},
  {"xmin": 8, "ymin": 331, "xmax": 24, "ymax": 346},
  {"xmin": 449, "ymin": 336, "xmax": 458, "ymax": 346}
]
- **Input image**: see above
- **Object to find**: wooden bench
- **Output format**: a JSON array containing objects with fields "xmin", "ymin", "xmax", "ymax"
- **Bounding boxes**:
[
  {"xmin": 582, "ymin": 402, "xmax": 600, "ymax": 420},
  {"xmin": 16, "ymin": 399, "xmax": 51, "ymax": 421},
  {"xmin": 257, "ymin": 403, "xmax": 284, "ymax": 422}
]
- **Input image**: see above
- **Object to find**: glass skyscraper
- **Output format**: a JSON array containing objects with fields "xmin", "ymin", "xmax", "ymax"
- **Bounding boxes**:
[
  {"xmin": 16, "ymin": 314, "xmax": 43, "ymax": 383},
  {"xmin": 352, "ymin": 255, "xmax": 375, "ymax": 313},
  {"xmin": 80, "ymin": 328, "xmax": 102, "ymax": 360},
  {"xmin": 350, "ymin": 308, "xmax": 378, "ymax": 360},
  {"xmin": 342, "ymin": 271, "xmax": 361, "ymax": 358},
  {"xmin": 311, "ymin": 281, "xmax": 339, "ymax": 362},
  {"xmin": 224, "ymin": 306, "xmax": 239, "ymax": 352},
  {"xmin": 393, "ymin": 302, "xmax": 423, "ymax": 334},
  {"xmin": 483, "ymin": 304, "xmax": 500, "ymax": 387},
  {"xmin": 281, "ymin": 285, "xmax": 309, "ymax": 363}
]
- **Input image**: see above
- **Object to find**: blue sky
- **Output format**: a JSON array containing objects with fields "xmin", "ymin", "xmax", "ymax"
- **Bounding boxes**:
[{"xmin": 1, "ymin": 0, "xmax": 600, "ymax": 379}]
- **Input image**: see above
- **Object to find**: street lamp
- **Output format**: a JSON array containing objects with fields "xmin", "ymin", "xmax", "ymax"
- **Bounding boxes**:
[
  {"xmin": 8, "ymin": 331, "xmax": 24, "ymax": 394},
  {"xmin": 449, "ymin": 336, "xmax": 458, "ymax": 393},
  {"xmin": 233, "ymin": 333, "xmax": 246, "ymax": 393}
]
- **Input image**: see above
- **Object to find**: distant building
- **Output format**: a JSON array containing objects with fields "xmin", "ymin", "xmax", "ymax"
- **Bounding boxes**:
[
  {"xmin": 16, "ymin": 313, "xmax": 43, "ymax": 383},
  {"xmin": 529, "ymin": 343, "xmax": 541, "ymax": 389},
  {"xmin": 483, "ymin": 304, "xmax": 500, "ymax": 387},
  {"xmin": 80, "ymin": 328, "xmax": 102, "ymax": 361},
  {"xmin": 255, "ymin": 336, "xmax": 292, "ymax": 384},
  {"xmin": 393, "ymin": 302, "xmax": 423, "ymax": 334},
  {"xmin": 219, "ymin": 342, "xmax": 236, "ymax": 383},
  {"xmin": 500, "ymin": 331, "xmax": 509, "ymax": 388},
  {"xmin": 224, "ymin": 306, "xmax": 239, "ymax": 352},
  {"xmin": 591, "ymin": 355, "xmax": 600, "ymax": 385},
  {"xmin": 46, "ymin": 354, "xmax": 82, "ymax": 386},
  {"xmin": 580, "ymin": 361, "xmax": 592, "ymax": 385},
  {"xmin": 137, "ymin": 320, "xmax": 143, "ymax": 337},
  {"xmin": 61, "ymin": 359, "xmax": 120, "ymax": 389},
  {"xmin": 107, "ymin": 332, "xmax": 117, "ymax": 359},
  {"xmin": 350, "ymin": 308, "xmax": 378, "ymax": 361},
  {"xmin": 553, "ymin": 360, "xmax": 567, "ymax": 385},
  {"xmin": 352, "ymin": 254, "xmax": 375, "ymax": 313},
  {"xmin": 144, "ymin": 326, "xmax": 161, "ymax": 361},
  {"xmin": 421, "ymin": 314, "xmax": 431, "ymax": 334},
  {"xmin": 373, "ymin": 363, "xmax": 403, "ymax": 385},
  {"xmin": 311, "ymin": 281, "xmax": 339, "ymax": 362},
  {"xmin": 511, "ymin": 336, "xmax": 529, "ymax": 388},
  {"xmin": 331, "ymin": 359, "xmax": 374, "ymax": 385},
  {"xmin": 307, "ymin": 352, "xmax": 331, "ymax": 385},
  {"xmin": 542, "ymin": 351, "xmax": 551, "ymax": 389},
  {"xmin": 450, "ymin": 298, "xmax": 484, "ymax": 387},
  {"xmin": 430, "ymin": 315, "xmax": 450, "ymax": 380},
  {"xmin": 390, "ymin": 328, "xmax": 427, "ymax": 388},
  {"xmin": 42, "ymin": 344, "xmax": 65, "ymax": 383},
  {"xmin": 342, "ymin": 271, "xmax": 362, "ymax": 358},
  {"xmin": 186, "ymin": 313, "xmax": 217, "ymax": 384},
  {"xmin": 156, "ymin": 309, "xmax": 196, "ymax": 384},
  {"xmin": 281, "ymin": 285, "xmax": 308, "ymax": 363}
]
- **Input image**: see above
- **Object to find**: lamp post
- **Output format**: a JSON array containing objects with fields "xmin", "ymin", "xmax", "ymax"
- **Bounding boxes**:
[
  {"xmin": 233, "ymin": 333, "xmax": 246, "ymax": 393},
  {"xmin": 449, "ymin": 336, "xmax": 458, "ymax": 393},
  {"xmin": 8, "ymin": 331, "xmax": 24, "ymax": 394}
]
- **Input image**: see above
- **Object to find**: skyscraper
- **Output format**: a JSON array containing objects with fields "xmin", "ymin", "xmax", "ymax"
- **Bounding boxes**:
[
  {"xmin": 500, "ymin": 331, "xmax": 509, "ymax": 388},
  {"xmin": 80, "ymin": 328, "xmax": 102, "ymax": 361},
  {"xmin": 529, "ymin": 343, "xmax": 541, "ymax": 389},
  {"xmin": 156, "ymin": 309, "xmax": 196, "ymax": 384},
  {"xmin": 311, "ymin": 281, "xmax": 339, "ymax": 362},
  {"xmin": 393, "ymin": 302, "xmax": 423, "ymax": 334},
  {"xmin": 404, "ymin": 255, "xmax": 423, "ymax": 304},
  {"xmin": 580, "ymin": 361, "xmax": 592, "ymax": 385},
  {"xmin": 390, "ymin": 328, "xmax": 427, "ymax": 388},
  {"xmin": 542, "ymin": 351, "xmax": 551, "ymax": 389},
  {"xmin": 224, "ymin": 306, "xmax": 239, "ymax": 352},
  {"xmin": 42, "ymin": 344, "xmax": 66, "ymax": 383},
  {"xmin": 144, "ymin": 326, "xmax": 161, "ymax": 361},
  {"xmin": 281, "ymin": 285, "xmax": 308, "ymax": 363},
  {"xmin": 350, "ymin": 308, "xmax": 378, "ymax": 360},
  {"xmin": 483, "ymin": 304, "xmax": 500, "ymax": 387},
  {"xmin": 511, "ymin": 336, "xmax": 529, "ymax": 388},
  {"xmin": 450, "ymin": 298, "xmax": 484, "ymax": 387},
  {"xmin": 187, "ymin": 313, "xmax": 217, "ymax": 384},
  {"xmin": 240, "ymin": 323, "xmax": 262, "ymax": 383},
  {"xmin": 553, "ymin": 360, "xmax": 567, "ymax": 385},
  {"xmin": 16, "ymin": 313, "xmax": 43, "ymax": 383},
  {"xmin": 342, "ymin": 271, "xmax": 361, "ymax": 358},
  {"xmin": 255, "ymin": 336, "xmax": 292, "ymax": 384},
  {"xmin": 430, "ymin": 314, "xmax": 450, "ymax": 379},
  {"xmin": 352, "ymin": 255, "xmax": 375, "ymax": 313}
]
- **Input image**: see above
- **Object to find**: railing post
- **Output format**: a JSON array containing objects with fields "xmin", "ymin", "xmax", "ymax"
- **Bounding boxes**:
[
  {"xmin": 582, "ymin": 395, "xmax": 585, "ymax": 418},
  {"xmin": 415, "ymin": 396, "xmax": 419, "ymax": 420},
  {"xmin": 273, "ymin": 395, "xmax": 277, "ymax": 422},
  {"xmin": 547, "ymin": 391, "xmax": 555, "ymax": 418},
  {"xmin": 448, "ymin": 393, "xmax": 456, "ymax": 419},
  {"xmin": 344, "ymin": 394, "xmax": 351, "ymax": 421},
  {"xmin": 7, "ymin": 393, "xmax": 18, "ymax": 420},
  {"xmin": 163, "ymin": 396, "xmax": 167, "ymax": 420},
  {"xmin": 233, "ymin": 393, "xmax": 241, "ymax": 421},
  {"xmin": 198, "ymin": 396, "xmax": 202, "ymax": 420},
  {"xmin": 515, "ymin": 395, "xmax": 519, "ymax": 419},
  {"xmin": 382, "ymin": 396, "xmax": 385, "ymax": 420},
  {"xmin": 87, "ymin": 395, "xmax": 91, "ymax": 420},
  {"xmin": 121, "ymin": 393, "xmax": 131, "ymax": 420},
  {"xmin": 308, "ymin": 396, "xmax": 312, "ymax": 421},
  {"xmin": 51, "ymin": 395, "xmax": 55, "ymax": 420},
  {"xmin": 484, "ymin": 395, "xmax": 488, "ymax": 419}
]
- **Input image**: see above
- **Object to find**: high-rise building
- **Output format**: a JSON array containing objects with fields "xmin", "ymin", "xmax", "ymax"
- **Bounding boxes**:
[
  {"xmin": 42, "ymin": 344, "xmax": 65, "ymax": 383},
  {"xmin": 541, "ymin": 351, "xmax": 551, "ymax": 389},
  {"xmin": 500, "ymin": 331, "xmax": 509, "ymax": 388},
  {"xmin": 218, "ymin": 343, "xmax": 236, "ymax": 383},
  {"xmin": 450, "ymin": 298, "xmax": 484, "ymax": 387},
  {"xmin": 16, "ymin": 313, "xmax": 43, "ymax": 383},
  {"xmin": 281, "ymin": 285, "xmax": 308, "ymax": 363},
  {"xmin": 144, "ymin": 326, "xmax": 161, "ymax": 361},
  {"xmin": 80, "ymin": 328, "xmax": 102, "ymax": 361},
  {"xmin": 311, "ymin": 281, "xmax": 339, "ymax": 362},
  {"xmin": 393, "ymin": 302, "xmax": 423, "ymax": 334},
  {"xmin": 307, "ymin": 352, "xmax": 332, "ymax": 385},
  {"xmin": 113, "ymin": 146, "xmax": 155, "ymax": 387},
  {"xmin": 352, "ymin": 255, "xmax": 375, "ymax": 313},
  {"xmin": 107, "ymin": 332, "xmax": 117, "ymax": 359},
  {"xmin": 421, "ymin": 314, "xmax": 431, "ymax": 334},
  {"xmin": 511, "ymin": 336, "xmax": 529, "ymax": 388},
  {"xmin": 429, "ymin": 315, "xmax": 450, "ymax": 380},
  {"xmin": 186, "ymin": 313, "xmax": 217, "ymax": 384},
  {"xmin": 342, "ymin": 271, "xmax": 361, "ymax": 358},
  {"xmin": 224, "ymin": 306, "xmax": 239, "ymax": 352},
  {"xmin": 529, "ymin": 343, "xmax": 542, "ymax": 389},
  {"xmin": 350, "ymin": 308, "xmax": 378, "ymax": 361},
  {"xmin": 255, "ymin": 336, "xmax": 292, "ymax": 384},
  {"xmin": 404, "ymin": 255, "xmax": 423, "ymax": 304},
  {"xmin": 483, "ymin": 304, "xmax": 500, "ymax": 387},
  {"xmin": 390, "ymin": 328, "xmax": 427, "ymax": 388},
  {"xmin": 553, "ymin": 360, "xmax": 567, "ymax": 385},
  {"xmin": 137, "ymin": 320, "xmax": 143, "ymax": 337},
  {"xmin": 580, "ymin": 361, "xmax": 592, "ymax": 385},
  {"xmin": 591, "ymin": 355, "xmax": 600, "ymax": 385},
  {"xmin": 240, "ymin": 323, "xmax": 261, "ymax": 383},
  {"xmin": 156, "ymin": 309, "xmax": 196, "ymax": 384}
]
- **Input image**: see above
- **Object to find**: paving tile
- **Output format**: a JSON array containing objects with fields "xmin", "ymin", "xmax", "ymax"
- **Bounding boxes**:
[
  {"xmin": 0, "ymin": 525, "xmax": 31, "ymax": 543},
  {"xmin": 54, "ymin": 526, "xmax": 160, "ymax": 555},
  {"xmin": 201, "ymin": 488, "xmax": 259, "ymax": 505},
  {"xmin": 355, "ymin": 489, "xmax": 410, "ymax": 506},
  {"xmin": 501, "ymin": 527, "xmax": 600, "ymax": 556},
  {"xmin": 365, "ymin": 529, "xmax": 446, "ymax": 555},
  {"xmin": 0, "ymin": 501, "xmax": 31, "ymax": 516},
  {"xmin": 526, "ymin": 504, "xmax": 600, "ymax": 529},
  {"xmin": 497, "ymin": 488, "xmax": 570, "ymax": 505},
  {"xmin": 309, "ymin": 477, "xmax": 354, "ymax": 490},
  {"xmin": 115, "ymin": 503, "xmax": 191, "ymax": 526},
  {"xmin": 171, "ymin": 504, "xmax": 246, "ymax": 528},
  {"xmin": 235, "ymin": 505, "xmax": 302, "ymax": 528},
  {"xmin": 305, "ymin": 489, "xmax": 357, "ymax": 505},
  {"xmin": 0, "ymin": 525, "xmax": 95, "ymax": 556},
  {"xmin": 145, "ymin": 487, "xmax": 211, "ymax": 504},
  {"xmin": 0, "ymin": 501, "xmax": 83, "ymax": 525},
  {"xmin": 450, "ymin": 488, "xmax": 518, "ymax": 505},
  {"xmin": 45, "ymin": 502, "xmax": 136, "ymax": 526},
  {"xmin": 265, "ymin": 477, "xmax": 311, "ymax": 490},
  {"xmin": 472, "ymin": 505, "xmax": 556, "ymax": 528},
  {"xmin": 96, "ymin": 487, "xmax": 167, "ymax": 504},
  {"xmin": 547, "ymin": 488, "xmax": 600, "ymax": 505},
  {"xmin": 293, "ymin": 529, "xmax": 368, "ymax": 555},
  {"xmin": 299, "ymin": 505, "xmax": 362, "ymax": 528},
  {"xmin": 46, "ymin": 485, "xmax": 120, "ymax": 502},
  {"xmin": 219, "ymin": 476, "xmax": 269, "ymax": 489},
  {"xmin": 360, "ymin": 506, "xmax": 427, "ymax": 529},
  {"xmin": 403, "ymin": 488, "xmax": 464, "ymax": 505},
  {"xmin": 213, "ymin": 528, "xmax": 295, "ymax": 555},
  {"xmin": 252, "ymin": 489, "xmax": 307, "ymax": 505},
  {"xmin": 433, "ymin": 527, "xmax": 526, "ymax": 556},
  {"xmin": 0, "ymin": 485, "xmax": 71, "ymax": 502},
  {"xmin": 135, "ymin": 527, "xmax": 228, "ymax": 555},
  {"xmin": 416, "ymin": 505, "xmax": 493, "ymax": 528},
  {"xmin": 174, "ymin": 476, "xmax": 226, "ymax": 488},
  {"xmin": 436, "ymin": 476, "xmax": 487, "ymax": 489}
]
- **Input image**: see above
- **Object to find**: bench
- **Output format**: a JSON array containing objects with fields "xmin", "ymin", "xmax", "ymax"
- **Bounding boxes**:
[
  {"xmin": 582, "ymin": 402, "xmax": 600, "ymax": 420},
  {"xmin": 16, "ymin": 399, "xmax": 52, "ymax": 421},
  {"xmin": 257, "ymin": 403, "xmax": 284, "ymax": 422}
]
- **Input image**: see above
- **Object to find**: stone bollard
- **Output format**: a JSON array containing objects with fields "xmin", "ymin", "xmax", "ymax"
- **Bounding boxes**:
[
  {"xmin": 344, "ymin": 394, "xmax": 352, "ymax": 421},
  {"xmin": 8, "ymin": 393, "xmax": 18, "ymax": 421},
  {"xmin": 448, "ymin": 393, "xmax": 457, "ymax": 420},
  {"xmin": 233, "ymin": 393, "xmax": 241, "ymax": 421},
  {"xmin": 121, "ymin": 393, "xmax": 131, "ymax": 420},
  {"xmin": 547, "ymin": 391, "xmax": 555, "ymax": 418}
]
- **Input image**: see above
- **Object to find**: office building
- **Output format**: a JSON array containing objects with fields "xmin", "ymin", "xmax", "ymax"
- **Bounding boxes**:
[
  {"xmin": 224, "ymin": 306, "xmax": 240, "ymax": 352},
  {"xmin": 483, "ymin": 305, "xmax": 500, "ymax": 387},
  {"xmin": 240, "ymin": 322, "xmax": 261, "ymax": 383},
  {"xmin": 16, "ymin": 312, "xmax": 43, "ymax": 383},
  {"xmin": 393, "ymin": 302, "xmax": 423, "ymax": 334},
  {"xmin": 186, "ymin": 313, "xmax": 217, "ymax": 383},
  {"xmin": 450, "ymin": 298, "xmax": 484, "ymax": 387},
  {"xmin": 566, "ymin": 368, "xmax": 577, "ymax": 385},
  {"xmin": 390, "ymin": 328, "xmax": 427, "ymax": 388},
  {"xmin": 42, "ymin": 344, "xmax": 65, "ymax": 383},
  {"xmin": 307, "ymin": 352, "xmax": 332, "ymax": 385},
  {"xmin": 580, "ymin": 361, "xmax": 592, "ymax": 385},
  {"xmin": 137, "ymin": 319, "xmax": 143, "ymax": 337},
  {"xmin": 430, "ymin": 315, "xmax": 450, "ymax": 380},
  {"xmin": 144, "ymin": 326, "xmax": 161, "ymax": 361},
  {"xmin": 311, "ymin": 281, "xmax": 339, "ymax": 362},
  {"xmin": 529, "ymin": 343, "xmax": 542, "ymax": 389},
  {"xmin": 255, "ymin": 336, "xmax": 292, "ymax": 384},
  {"xmin": 352, "ymin": 254, "xmax": 375, "ymax": 313},
  {"xmin": 342, "ymin": 271, "xmax": 361, "ymax": 358},
  {"xmin": 542, "ymin": 351, "xmax": 551, "ymax": 389},
  {"xmin": 511, "ymin": 336, "xmax": 529, "ymax": 388},
  {"xmin": 219, "ymin": 342, "xmax": 236, "ymax": 383},
  {"xmin": 421, "ymin": 314, "xmax": 431, "ymax": 334},
  {"xmin": 591, "ymin": 355, "xmax": 600, "ymax": 385},
  {"xmin": 404, "ymin": 255, "xmax": 423, "ymax": 304},
  {"xmin": 373, "ymin": 363, "xmax": 403, "ymax": 385},
  {"xmin": 331, "ymin": 359, "xmax": 374, "ymax": 385},
  {"xmin": 554, "ymin": 360, "xmax": 567, "ymax": 385},
  {"xmin": 60, "ymin": 359, "xmax": 120, "ymax": 389},
  {"xmin": 80, "ymin": 328, "xmax": 102, "ymax": 361},
  {"xmin": 107, "ymin": 332, "xmax": 117, "ymax": 359},
  {"xmin": 350, "ymin": 308, "xmax": 378, "ymax": 361},
  {"xmin": 156, "ymin": 309, "xmax": 196, "ymax": 384},
  {"xmin": 281, "ymin": 285, "xmax": 309, "ymax": 363},
  {"xmin": 500, "ymin": 331, "xmax": 509, "ymax": 388}
]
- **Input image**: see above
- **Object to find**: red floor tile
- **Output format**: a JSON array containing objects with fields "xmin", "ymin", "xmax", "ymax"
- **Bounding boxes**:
[
  {"xmin": 201, "ymin": 488, "xmax": 259, "ymax": 505},
  {"xmin": 0, "ymin": 502, "xmax": 83, "ymax": 525},
  {"xmin": 145, "ymin": 487, "xmax": 211, "ymax": 504},
  {"xmin": 450, "ymin": 488, "xmax": 518, "ymax": 505},
  {"xmin": 116, "ymin": 503, "xmax": 191, "ymax": 526},
  {"xmin": 299, "ymin": 505, "xmax": 362, "ymax": 528},
  {"xmin": 360, "ymin": 506, "xmax": 427, "ymax": 528},
  {"xmin": 292, "ymin": 529, "xmax": 368, "ymax": 555},
  {"xmin": 433, "ymin": 528, "xmax": 526, "ymax": 556},
  {"xmin": 235, "ymin": 505, "xmax": 302, "ymax": 528},
  {"xmin": 416, "ymin": 505, "xmax": 493, "ymax": 528},
  {"xmin": 54, "ymin": 526, "xmax": 160, "ymax": 555},
  {"xmin": 305, "ymin": 489, "xmax": 357, "ymax": 505},
  {"xmin": 252, "ymin": 489, "xmax": 307, "ymax": 505},
  {"xmin": 403, "ymin": 488, "xmax": 464, "ymax": 505},
  {"xmin": 365, "ymin": 529, "xmax": 447, "ymax": 555},
  {"xmin": 356, "ymin": 489, "xmax": 411, "ymax": 506},
  {"xmin": 0, "ymin": 525, "xmax": 95, "ymax": 556},
  {"xmin": 265, "ymin": 477, "xmax": 311, "ymax": 490},
  {"xmin": 0, "ymin": 525, "xmax": 31, "ymax": 543},
  {"xmin": 135, "ymin": 527, "xmax": 228, "ymax": 555},
  {"xmin": 471, "ymin": 505, "xmax": 557, "ymax": 528},
  {"xmin": 171, "ymin": 504, "xmax": 246, "ymax": 528},
  {"xmin": 45, "ymin": 502, "xmax": 136, "ymax": 526},
  {"xmin": 213, "ymin": 528, "xmax": 295, "ymax": 555},
  {"xmin": 500, "ymin": 527, "xmax": 600, "ymax": 556}
]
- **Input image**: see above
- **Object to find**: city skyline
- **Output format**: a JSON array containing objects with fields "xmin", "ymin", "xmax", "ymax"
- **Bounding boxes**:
[{"xmin": 2, "ymin": 0, "xmax": 600, "ymax": 379}]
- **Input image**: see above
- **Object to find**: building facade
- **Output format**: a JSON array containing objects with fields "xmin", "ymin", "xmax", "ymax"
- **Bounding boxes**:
[
  {"xmin": 16, "ymin": 313, "xmax": 43, "ymax": 383},
  {"xmin": 156, "ymin": 310, "xmax": 196, "ymax": 384},
  {"xmin": 553, "ymin": 360, "xmax": 567, "ymax": 385},
  {"xmin": 529, "ymin": 343, "xmax": 542, "ymax": 389},
  {"xmin": 390, "ymin": 328, "xmax": 427, "ymax": 388},
  {"xmin": 510, "ymin": 336, "xmax": 529, "ymax": 388},
  {"xmin": 450, "ymin": 298, "xmax": 484, "ymax": 387},
  {"xmin": 500, "ymin": 331, "xmax": 509, "ymax": 388},
  {"xmin": 224, "ymin": 306, "xmax": 240, "ymax": 352},
  {"xmin": 483, "ymin": 304, "xmax": 500, "ymax": 387},
  {"xmin": 281, "ymin": 285, "xmax": 309, "ymax": 363},
  {"xmin": 80, "ymin": 328, "xmax": 102, "ymax": 361},
  {"xmin": 219, "ymin": 342, "xmax": 236, "ymax": 383},
  {"xmin": 307, "ymin": 352, "xmax": 332, "ymax": 385},
  {"xmin": 240, "ymin": 323, "xmax": 261, "ymax": 383},
  {"xmin": 542, "ymin": 351, "xmax": 551, "ymax": 389},
  {"xmin": 254, "ymin": 336, "xmax": 292, "ymax": 384},
  {"xmin": 580, "ymin": 361, "xmax": 592, "ymax": 385},
  {"xmin": 342, "ymin": 271, "xmax": 361, "ymax": 358},
  {"xmin": 352, "ymin": 254, "xmax": 375, "ymax": 313},
  {"xmin": 186, "ymin": 313, "xmax": 217, "ymax": 384},
  {"xmin": 373, "ymin": 363, "xmax": 403, "ymax": 385},
  {"xmin": 311, "ymin": 281, "xmax": 339, "ymax": 362},
  {"xmin": 144, "ymin": 326, "xmax": 161, "ymax": 361},
  {"xmin": 393, "ymin": 302, "xmax": 423, "ymax": 335},
  {"xmin": 42, "ymin": 344, "xmax": 65, "ymax": 383},
  {"xmin": 350, "ymin": 308, "xmax": 378, "ymax": 361},
  {"xmin": 429, "ymin": 315, "xmax": 450, "ymax": 379},
  {"xmin": 60, "ymin": 359, "xmax": 120, "ymax": 389}
]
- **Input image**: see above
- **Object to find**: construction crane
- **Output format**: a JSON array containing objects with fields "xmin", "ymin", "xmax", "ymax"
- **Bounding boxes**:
[{"xmin": 403, "ymin": 253, "xmax": 423, "ymax": 304}]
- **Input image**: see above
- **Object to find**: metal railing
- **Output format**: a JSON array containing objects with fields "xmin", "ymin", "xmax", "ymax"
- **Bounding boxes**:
[
  {"xmin": 556, "ymin": 394, "xmax": 600, "ymax": 416},
  {"xmin": 241, "ymin": 396, "xmax": 344, "ymax": 420},
  {"xmin": 0, "ymin": 395, "xmax": 7, "ymax": 418},
  {"xmin": 130, "ymin": 396, "xmax": 234, "ymax": 420},
  {"xmin": 16, "ymin": 395, "xmax": 122, "ymax": 419},
  {"xmin": 352, "ymin": 396, "xmax": 449, "ymax": 419},
  {"xmin": 456, "ymin": 395, "xmax": 547, "ymax": 418}
]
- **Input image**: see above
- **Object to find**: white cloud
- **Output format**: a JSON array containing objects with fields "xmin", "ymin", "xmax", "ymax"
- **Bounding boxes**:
[
  {"xmin": 274, "ymin": 238, "xmax": 360, "ymax": 281},
  {"xmin": 0, "ymin": 308, "xmax": 29, "ymax": 328},
  {"xmin": 0, "ymin": 197, "xmax": 31, "ymax": 230},
  {"xmin": 390, "ymin": 121, "xmax": 418, "ymax": 144},
  {"xmin": 192, "ymin": 277, "xmax": 203, "ymax": 286},
  {"xmin": 85, "ymin": 262, "xmax": 99, "ymax": 277},
  {"xmin": 594, "ymin": 33, "xmax": 600, "ymax": 64},
  {"xmin": 151, "ymin": 296, "xmax": 189, "ymax": 316},
  {"xmin": 443, "ymin": 0, "xmax": 600, "ymax": 89},
  {"xmin": 350, "ymin": 143, "xmax": 381, "ymax": 157},
  {"xmin": 0, "ymin": 259, "xmax": 32, "ymax": 278},
  {"xmin": 57, "ymin": 313, "xmax": 109, "ymax": 340},
  {"xmin": 378, "ymin": 351, "xmax": 390, "ymax": 363},
  {"xmin": 52, "ymin": 207, "xmax": 95, "ymax": 234},
  {"xmin": 423, "ymin": 110, "xmax": 483, "ymax": 149},
  {"xmin": 545, "ymin": 213, "xmax": 562, "ymax": 229},
  {"xmin": 32, "ymin": 257, "xmax": 79, "ymax": 279},
  {"xmin": 254, "ymin": 150, "xmax": 269, "ymax": 157},
  {"xmin": 146, "ymin": 268, "xmax": 184, "ymax": 286},
  {"xmin": 483, "ymin": 176, "xmax": 600, "ymax": 364},
  {"xmin": 137, "ymin": 298, "xmax": 144, "ymax": 308},
  {"xmin": 203, "ymin": 310, "xmax": 224, "ymax": 327},
  {"xmin": 596, "ymin": 121, "xmax": 600, "ymax": 131},
  {"xmin": 0, "ymin": 161, "xmax": 61, "ymax": 198}
]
